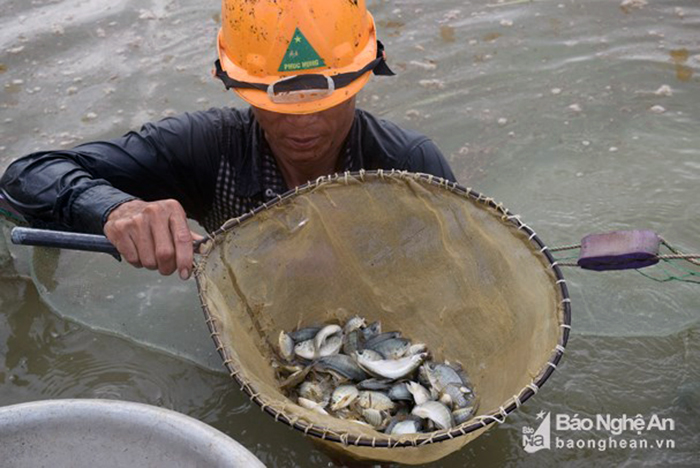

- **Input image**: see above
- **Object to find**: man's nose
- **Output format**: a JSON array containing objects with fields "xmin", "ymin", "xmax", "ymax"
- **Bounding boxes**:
[{"xmin": 282, "ymin": 112, "xmax": 320, "ymax": 127}]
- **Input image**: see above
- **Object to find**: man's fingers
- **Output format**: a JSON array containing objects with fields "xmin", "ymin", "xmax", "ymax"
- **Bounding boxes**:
[
  {"xmin": 105, "ymin": 220, "xmax": 142, "ymax": 268},
  {"xmin": 113, "ymin": 231, "xmax": 142, "ymax": 268},
  {"xmin": 169, "ymin": 214, "xmax": 194, "ymax": 280},
  {"xmin": 148, "ymin": 211, "xmax": 178, "ymax": 275},
  {"xmin": 134, "ymin": 218, "xmax": 158, "ymax": 270},
  {"xmin": 103, "ymin": 198, "xmax": 194, "ymax": 278}
]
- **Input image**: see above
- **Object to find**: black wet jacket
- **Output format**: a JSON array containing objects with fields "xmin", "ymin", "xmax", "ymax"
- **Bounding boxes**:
[{"xmin": 0, "ymin": 107, "xmax": 456, "ymax": 233}]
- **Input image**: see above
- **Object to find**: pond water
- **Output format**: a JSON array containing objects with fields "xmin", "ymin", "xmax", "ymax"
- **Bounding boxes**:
[{"xmin": 1, "ymin": 0, "xmax": 698, "ymax": 466}]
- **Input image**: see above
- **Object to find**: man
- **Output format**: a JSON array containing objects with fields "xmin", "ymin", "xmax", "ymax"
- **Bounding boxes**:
[{"xmin": 0, "ymin": 0, "xmax": 455, "ymax": 281}]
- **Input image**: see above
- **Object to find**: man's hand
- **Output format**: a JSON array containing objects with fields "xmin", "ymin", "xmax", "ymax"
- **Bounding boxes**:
[{"xmin": 103, "ymin": 199, "xmax": 199, "ymax": 279}]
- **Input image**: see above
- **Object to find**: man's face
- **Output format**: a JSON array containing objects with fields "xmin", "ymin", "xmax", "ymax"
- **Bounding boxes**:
[{"xmin": 252, "ymin": 97, "xmax": 356, "ymax": 167}]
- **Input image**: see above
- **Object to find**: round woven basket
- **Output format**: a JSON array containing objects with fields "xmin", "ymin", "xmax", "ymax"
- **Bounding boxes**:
[{"xmin": 195, "ymin": 170, "xmax": 571, "ymax": 465}]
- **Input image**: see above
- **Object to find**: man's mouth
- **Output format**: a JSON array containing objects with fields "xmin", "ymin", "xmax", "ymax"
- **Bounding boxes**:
[{"xmin": 286, "ymin": 136, "xmax": 321, "ymax": 151}]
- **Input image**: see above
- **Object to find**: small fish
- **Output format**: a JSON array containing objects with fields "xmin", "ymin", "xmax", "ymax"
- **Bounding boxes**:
[
  {"xmin": 278, "ymin": 363, "xmax": 304, "ymax": 375},
  {"xmin": 314, "ymin": 324, "xmax": 343, "ymax": 352},
  {"xmin": 358, "ymin": 391, "xmax": 396, "ymax": 412},
  {"xmin": 388, "ymin": 382, "xmax": 413, "ymax": 402},
  {"xmin": 369, "ymin": 338, "xmax": 411, "ymax": 360},
  {"xmin": 279, "ymin": 365, "xmax": 312, "ymax": 389},
  {"xmin": 384, "ymin": 416, "xmax": 402, "ymax": 435},
  {"xmin": 439, "ymin": 392, "xmax": 453, "ymax": 408},
  {"xmin": 406, "ymin": 381, "xmax": 432, "ymax": 406},
  {"xmin": 288, "ymin": 327, "xmax": 321, "ymax": 343},
  {"xmin": 278, "ymin": 331, "xmax": 295, "ymax": 361},
  {"xmin": 417, "ymin": 364, "xmax": 432, "ymax": 388},
  {"xmin": 384, "ymin": 414, "xmax": 423, "ymax": 434},
  {"xmin": 444, "ymin": 360, "xmax": 472, "ymax": 385},
  {"xmin": 412, "ymin": 401, "xmax": 453, "ymax": 430},
  {"xmin": 298, "ymin": 397, "xmax": 329, "ymax": 415},
  {"xmin": 342, "ymin": 329, "xmax": 362, "ymax": 355},
  {"xmin": 318, "ymin": 336, "xmax": 343, "ymax": 357},
  {"xmin": 361, "ymin": 408, "xmax": 389, "ymax": 429},
  {"xmin": 452, "ymin": 406, "xmax": 477, "ymax": 425},
  {"xmin": 361, "ymin": 321, "xmax": 382, "ymax": 340},
  {"xmin": 343, "ymin": 316, "xmax": 367, "ymax": 333},
  {"xmin": 356, "ymin": 351, "xmax": 427, "ymax": 380},
  {"xmin": 330, "ymin": 385, "xmax": 359, "ymax": 411},
  {"xmin": 441, "ymin": 383, "xmax": 475, "ymax": 409},
  {"xmin": 315, "ymin": 354, "xmax": 367, "ymax": 382},
  {"xmin": 294, "ymin": 339, "xmax": 317, "ymax": 360},
  {"xmin": 298, "ymin": 379, "xmax": 330, "ymax": 404},
  {"xmin": 389, "ymin": 418, "xmax": 423, "ymax": 435},
  {"xmin": 333, "ymin": 407, "xmax": 354, "ymax": 420},
  {"xmin": 357, "ymin": 349, "xmax": 384, "ymax": 362},
  {"xmin": 408, "ymin": 343, "xmax": 428, "ymax": 356},
  {"xmin": 426, "ymin": 363, "xmax": 464, "ymax": 392},
  {"xmin": 363, "ymin": 331, "xmax": 401, "ymax": 350},
  {"xmin": 357, "ymin": 378, "xmax": 393, "ymax": 391}
]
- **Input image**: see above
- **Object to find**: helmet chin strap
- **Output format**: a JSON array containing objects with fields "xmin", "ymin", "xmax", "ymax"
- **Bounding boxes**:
[{"xmin": 214, "ymin": 41, "xmax": 394, "ymax": 94}]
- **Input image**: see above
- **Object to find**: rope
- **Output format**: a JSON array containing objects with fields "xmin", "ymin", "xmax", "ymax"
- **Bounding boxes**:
[
  {"xmin": 657, "ymin": 253, "xmax": 700, "ymax": 263},
  {"xmin": 548, "ymin": 243, "xmax": 581, "ymax": 252}
]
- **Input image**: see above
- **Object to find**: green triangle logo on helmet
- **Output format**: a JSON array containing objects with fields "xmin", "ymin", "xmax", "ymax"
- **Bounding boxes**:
[{"xmin": 278, "ymin": 28, "xmax": 326, "ymax": 72}]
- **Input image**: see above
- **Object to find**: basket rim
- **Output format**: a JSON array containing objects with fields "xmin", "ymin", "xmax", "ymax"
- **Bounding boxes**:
[{"xmin": 194, "ymin": 169, "xmax": 572, "ymax": 448}]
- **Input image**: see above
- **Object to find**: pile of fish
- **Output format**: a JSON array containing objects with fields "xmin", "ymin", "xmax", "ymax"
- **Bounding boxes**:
[{"xmin": 273, "ymin": 316, "xmax": 478, "ymax": 435}]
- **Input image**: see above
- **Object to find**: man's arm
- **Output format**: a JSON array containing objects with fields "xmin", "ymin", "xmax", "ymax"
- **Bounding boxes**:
[{"xmin": 0, "ymin": 109, "xmax": 226, "ymax": 278}]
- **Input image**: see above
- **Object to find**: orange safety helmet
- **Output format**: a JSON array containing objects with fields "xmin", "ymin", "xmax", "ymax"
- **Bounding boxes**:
[{"xmin": 214, "ymin": 0, "xmax": 394, "ymax": 114}]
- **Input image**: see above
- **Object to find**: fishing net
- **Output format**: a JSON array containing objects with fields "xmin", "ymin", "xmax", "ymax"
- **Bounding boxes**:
[{"xmin": 195, "ymin": 170, "xmax": 571, "ymax": 465}]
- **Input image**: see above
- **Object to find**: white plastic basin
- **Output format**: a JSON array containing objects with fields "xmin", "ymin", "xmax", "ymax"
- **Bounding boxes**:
[{"xmin": 0, "ymin": 399, "xmax": 265, "ymax": 468}]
